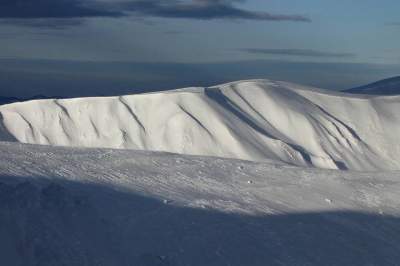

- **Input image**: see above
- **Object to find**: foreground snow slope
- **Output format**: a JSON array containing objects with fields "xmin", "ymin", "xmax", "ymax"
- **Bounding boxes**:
[
  {"xmin": 1, "ymin": 79, "xmax": 400, "ymax": 170},
  {"xmin": 1, "ymin": 142, "xmax": 400, "ymax": 265}
]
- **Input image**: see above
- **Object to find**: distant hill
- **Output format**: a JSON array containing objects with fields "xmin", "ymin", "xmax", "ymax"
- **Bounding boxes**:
[
  {"xmin": 0, "ymin": 95, "xmax": 58, "ymax": 105},
  {"xmin": 344, "ymin": 76, "xmax": 400, "ymax": 95},
  {"xmin": 0, "ymin": 96, "xmax": 20, "ymax": 105}
]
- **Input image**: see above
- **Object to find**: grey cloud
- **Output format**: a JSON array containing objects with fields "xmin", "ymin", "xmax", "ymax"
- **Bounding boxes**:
[
  {"xmin": 241, "ymin": 48, "xmax": 355, "ymax": 58},
  {"xmin": 0, "ymin": 0, "xmax": 122, "ymax": 19},
  {"xmin": 0, "ymin": 0, "xmax": 311, "ymax": 28},
  {"xmin": 0, "ymin": 18, "xmax": 86, "ymax": 29},
  {"xmin": 385, "ymin": 22, "xmax": 400, "ymax": 26},
  {"xmin": 122, "ymin": 0, "xmax": 311, "ymax": 22}
]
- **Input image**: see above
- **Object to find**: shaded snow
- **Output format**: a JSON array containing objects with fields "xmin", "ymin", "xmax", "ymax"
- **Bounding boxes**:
[
  {"xmin": 1, "ymin": 79, "xmax": 400, "ymax": 170},
  {"xmin": 1, "ymin": 142, "xmax": 400, "ymax": 266},
  {"xmin": 344, "ymin": 76, "xmax": 400, "ymax": 95}
]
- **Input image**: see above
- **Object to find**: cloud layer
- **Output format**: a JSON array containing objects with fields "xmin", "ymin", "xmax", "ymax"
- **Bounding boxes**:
[
  {"xmin": 241, "ymin": 48, "xmax": 355, "ymax": 58},
  {"xmin": 123, "ymin": 0, "xmax": 310, "ymax": 22},
  {"xmin": 386, "ymin": 22, "xmax": 400, "ymax": 26},
  {"xmin": 0, "ymin": 0, "xmax": 121, "ymax": 19},
  {"xmin": 0, "ymin": 0, "xmax": 311, "ymax": 28}
]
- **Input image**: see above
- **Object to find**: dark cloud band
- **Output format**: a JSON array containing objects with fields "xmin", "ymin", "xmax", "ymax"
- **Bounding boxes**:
[
  {"xmin": 123, "ymin": 0, "xmax": 311, "ymax": 22},
  {"xmin": 241, "ymin": 48, "xmax": 355, "ymax": 58},
  {"xmin": 0, "ymin": 0, "xmax": 122, "ymax": 19},
  {"xmin": 386, "ymin": 22, "xmax": 400, "ymax": 26},
  {"xmin": 0, "ymin": 0, "xmax": 311, "ymax": 28},
  {"xmin": 0, "ymin": 18, "xmax": 86, "ymax": 29}
]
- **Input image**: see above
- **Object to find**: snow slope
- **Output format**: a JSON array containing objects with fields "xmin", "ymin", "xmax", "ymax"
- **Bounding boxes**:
[
  {"xmin": 1, "ymin": 141, "xmax": 400, "ymax": 266},
  {"xmin": 345, "ymin": 76, "xmax": 400, "ymax": 95},
  {"xmin": 1, "ymin": 79, "xmax": 400, "ymax": 171}
]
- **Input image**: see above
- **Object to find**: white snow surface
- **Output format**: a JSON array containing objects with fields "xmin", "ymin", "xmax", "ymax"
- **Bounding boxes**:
[
  {"xmin": 1, "ymin": 79, "xmax": 400, "ymax": 171},
  {"xmin": 1, "ymin": 142, "xmax": 400, "ymax": 265}
]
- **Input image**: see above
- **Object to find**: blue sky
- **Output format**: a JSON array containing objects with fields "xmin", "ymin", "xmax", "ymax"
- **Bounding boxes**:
[{"xmin": 0, "ymin": 0, "xmax": 399, "ymax": 97}]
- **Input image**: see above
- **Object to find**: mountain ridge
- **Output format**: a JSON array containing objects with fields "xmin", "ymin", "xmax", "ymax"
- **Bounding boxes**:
[{"xmin": 1, "ymin": 79, "xmax": 399, "ymax": 171}]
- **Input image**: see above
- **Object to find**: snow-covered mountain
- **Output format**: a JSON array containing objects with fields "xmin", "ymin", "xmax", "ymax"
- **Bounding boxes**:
[
  {"xmin": 1, "ymin": 79, "xmax": 400, "ymax": 265},
  {"xmin": 344, "ymin": 76, "xmax": 400, "ymax": 95},
  {"xmin": 1, "ymin": 79, "xmax": 400, "ymax": 171}
]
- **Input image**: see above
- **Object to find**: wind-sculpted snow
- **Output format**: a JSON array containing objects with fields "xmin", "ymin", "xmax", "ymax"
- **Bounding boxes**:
[
  {"xmin": 1, "ymin": 142, "xmax": 400, "ymax": 265},
  {"xmin": 1, "ymin": 79, "xmax": 400, "ymax": 170}
]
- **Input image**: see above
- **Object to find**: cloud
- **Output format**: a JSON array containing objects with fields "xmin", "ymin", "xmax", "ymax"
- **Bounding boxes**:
[
  {"xmin": 385, "ymin": 22, "xmax": 400, "ymax": 26},
  {"xmin": 122, "ymin": 0, "xmax": 311, "ymax": 22},
  {"xmin": 241, "ymin": 48, "xmax": 355, "ymax": 58},
  {"xmin": 0, "ymin": 0, "xmax": 311, "ymax": 28},
  {"xmin": 163, "ymin": 30, "xmax": 185, "ymax": 35},
  {"xmin": 0, "ymin": 18, "xmax": 86, "ymax": 29},
  {"xmin": 0, "ymin": 0, "xmax": 122, "ymax": 19}
]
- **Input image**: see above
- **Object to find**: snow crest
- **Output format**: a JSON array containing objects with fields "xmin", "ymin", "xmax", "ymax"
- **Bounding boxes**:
[{"xmin": 1, "ymin": 79, "xmax": 400, "ymax": 170}]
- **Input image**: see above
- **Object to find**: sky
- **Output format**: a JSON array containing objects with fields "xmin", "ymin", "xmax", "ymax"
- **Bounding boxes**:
[{"xmin": 0, "ymin": 0, "xmax": 400, "ymax": 97}]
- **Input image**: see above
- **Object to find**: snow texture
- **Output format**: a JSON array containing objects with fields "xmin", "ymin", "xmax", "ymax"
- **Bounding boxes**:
[{"xmin": 0, "ymin": 142, "xmax": 400, "ymax": 266}]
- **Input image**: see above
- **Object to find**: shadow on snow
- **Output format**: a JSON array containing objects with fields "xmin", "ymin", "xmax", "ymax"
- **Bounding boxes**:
[{"xmin": 0, "ymin": 175, "xmax": 399, "ymax": 266}]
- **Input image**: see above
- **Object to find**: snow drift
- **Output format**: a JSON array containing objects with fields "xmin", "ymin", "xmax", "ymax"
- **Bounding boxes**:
[
  {"xmin": 1, "ymin": 79, "xmax": 400, "ymax": 171},
  {"xmin": 1, "ymin": 142, "xmax": 400, "ymax": 266}
]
